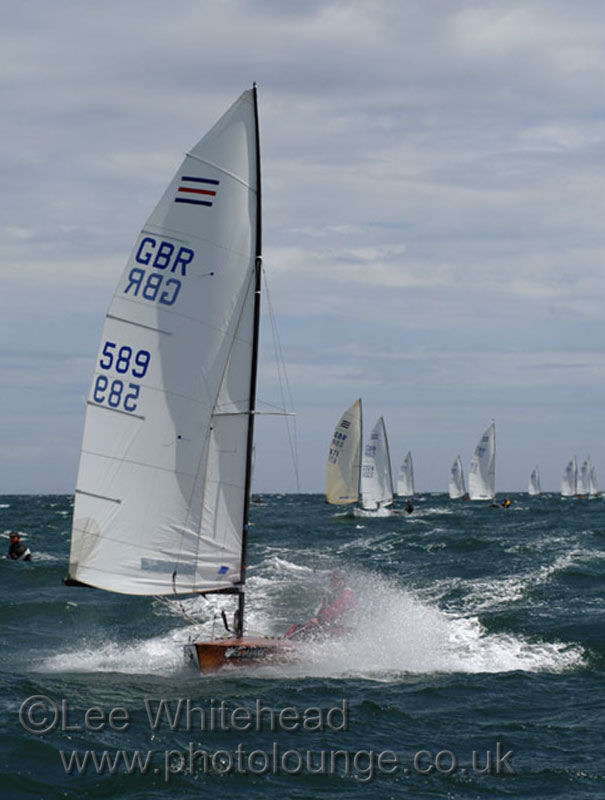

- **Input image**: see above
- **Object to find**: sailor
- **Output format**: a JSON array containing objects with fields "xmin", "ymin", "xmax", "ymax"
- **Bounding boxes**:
[
  {"xmin": 316, "ymin": 570, "xmax": 357, "ymax": 628},
  {"xmin": 8, "ymin": 532, "xmax": 32, "ymax": 562},
  {"xmin": 406, "ymin": 500, "xmax": 414, "ymax": 514},
  {"xmin": 285, "ymin": 570, "xmax": 357, "ymax": 639}
]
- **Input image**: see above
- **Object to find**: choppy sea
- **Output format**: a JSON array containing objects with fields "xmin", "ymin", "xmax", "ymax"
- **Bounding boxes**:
[{"xmin": 0, "ymin": 493, "xmax": 603, "ymax": 799}]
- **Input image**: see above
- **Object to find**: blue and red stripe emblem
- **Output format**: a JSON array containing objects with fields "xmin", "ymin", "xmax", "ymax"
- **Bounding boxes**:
[
  {"xmin": 341, "ymin": 419, "xmax": 350, "ymax": 429},
  {"xmin": 174, "ymin": 176, "xmax": 219, "ymax": 207}
]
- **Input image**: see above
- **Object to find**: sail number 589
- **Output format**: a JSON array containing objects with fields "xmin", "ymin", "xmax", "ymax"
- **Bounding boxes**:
[
  {"xmin": 93, "ymin": 341, "xmax": 152, "ymax": 413},
  {"xmin": 93, "ymin": 376, "xmax": 140, "ymax": 411},
  {"xmin": 99, "ymin": 342, "xmax": 151, "ymax": 377}
]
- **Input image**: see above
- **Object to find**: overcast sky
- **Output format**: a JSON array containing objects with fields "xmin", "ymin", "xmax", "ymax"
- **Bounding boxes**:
[{"xmin": 2, "ymin": 0, "xmax": 605, "ymax": 494}]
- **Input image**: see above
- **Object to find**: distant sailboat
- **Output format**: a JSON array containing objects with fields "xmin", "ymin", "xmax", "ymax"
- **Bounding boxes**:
[
  {"xmin": 578, "ymin": 458, "xmax": 590, "ymax": 496},
  {"xmin": 589, "ymin": 462, "xmax": 599, "ymax": 497},
  {"xmin": 449, "ymin": 455, "xmax": 467, "ymax": 499},
  {"xmin": 528, "ymin": 466, "xmax": 541, "ymax": 496},
  {"xmin": 326, "ymin": 398, "xmax": 363, "ymax": 506},
  {"xmin": 354, "ymin": 417, "xmax": 395, "ymax": 517},
  {"xmin": 561, "ymin": 457, "xmax": 578, "ymax": 497},
  {"xmin": 326, "ymin": 403, "xmax": 394, "ymax": 516},
  {"xmin": 577, "ymin": 456, "xmax": 599, "ymax": 498},
  {"xmin": 397, "ymin": 451, "xmax": 415, "ymax": 497},
  {"xmin": 468, "ymin": 422, "xmax": 496, "ymax": 501}
]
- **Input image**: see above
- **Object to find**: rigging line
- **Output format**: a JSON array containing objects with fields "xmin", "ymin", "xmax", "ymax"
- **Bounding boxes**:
[
  {"xmin": 175, "ymin": 267, "xmax": 256, "ymax": 582},
  {"xmin": 262, "ymin": 268, "xmax": 301, "ymax": 492},
  {"xmin": 158, "ymin": 582, "xmax": 202, "ymax": 627}
]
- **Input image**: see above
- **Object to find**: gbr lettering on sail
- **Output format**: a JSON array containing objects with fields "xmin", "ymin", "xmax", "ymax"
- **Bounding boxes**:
[{"xmin": 123, "ymin": 236, "xmax": 195, "ymax": 306}]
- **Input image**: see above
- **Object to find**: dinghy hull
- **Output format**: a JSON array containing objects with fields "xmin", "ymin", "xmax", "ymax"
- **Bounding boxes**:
[{"xmin": 185, "ymin": 637, "xmax": 292, "ymax": 673}]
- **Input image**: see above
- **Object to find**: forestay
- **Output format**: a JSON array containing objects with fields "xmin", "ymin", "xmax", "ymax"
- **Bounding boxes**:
[
  {"xmin": 68, "ymin": 90, "xmax": 260, "ymax": 595},
  {"xmin": 468, "ymin": 422, "xmax": 496, "ymax": 501}
]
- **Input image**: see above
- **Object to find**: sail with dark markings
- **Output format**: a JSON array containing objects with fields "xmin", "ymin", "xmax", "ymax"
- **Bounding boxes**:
[
  {"xmin": 468, "ymin": 422, "xmax": 496, "ymax": 501},
  {"xmin": 68, "ymin": 90, "xmax": 260, "ymax": 597}
]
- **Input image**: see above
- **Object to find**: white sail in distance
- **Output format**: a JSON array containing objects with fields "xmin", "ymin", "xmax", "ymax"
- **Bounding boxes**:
[
  {"xmin": 68, "ymin": 90, "xmax": 261, "ymax": 596},
  {"xmin": 449, "ymin": 455, "xmax": 467, "ymax": 499},
  {"xmin": 561, "ymin": 457, "xmax": 577, "ymax": 497},
  {"xmin": 578, "ymin": 458, "xmax": 591, "ymax": 496},
  {"xmin": 468, "ymin": 422, "xmax": 496, "ymax": 500},
  {"xmin": 326, "ymin": 399, "xmax": 362, "ymax": 505},
  {"xmin": 360, "ymin": 417, "xmax": 394, "ymax": 510},
  {"xmin": 528, "ymin": 466, "xmax": 541, "ymax": 496},
  {"xmin": 397, "ymin": 451, "xmax": 415, "ymax": 497},
  {"xmin": 589, "ymin": 463, "xmax": 599, "ymax": 497}
]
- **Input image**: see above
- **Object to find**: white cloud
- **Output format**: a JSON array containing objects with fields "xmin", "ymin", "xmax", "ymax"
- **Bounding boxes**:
[{"xmin": 2, "ymin": 0, "xmax": 605, "ymax": 492}]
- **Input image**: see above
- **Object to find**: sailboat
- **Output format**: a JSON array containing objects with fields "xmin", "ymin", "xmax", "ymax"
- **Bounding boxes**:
[
  {"xmin": 65, "ymin": 86, "xmax": 290, "ymax": 672},
  {"xmin": 448, "ymin": 455, "xmax": 468, "ymax": 499},
  {"xmin": 528, "ymin": 466, "xmax": 541, "ymax": 496},
  {"xmin": 561, "ymin": 457, "xmax": 577, "ymax": 498},
  {"xmin": 326, "ymin": 398, "xmax": 363, "ymax": 506},
  {"xmin": 577, "ymin": 456, "xmax": 600, "ymax": 498},
  {"xmin": 468, "ymin": 422, "xmax": 496, "ymax": 500},
  {"xmin": 354, "ymin": 417, "xmax": 395, "ymax": 517},
  {"xmin": 578, "ymin": 458, "xmax": 590, "ymax": 497},
  {"xmin": 589, "ymin": 462, "xmax": 600, "ymax": 498},
  {"xmin": 326, "ymin": 404, "xmax": 394, "ymax": 516},
  {"xmin": 397, "ymin": 451, "xmax": 415, "ymax": 497}
]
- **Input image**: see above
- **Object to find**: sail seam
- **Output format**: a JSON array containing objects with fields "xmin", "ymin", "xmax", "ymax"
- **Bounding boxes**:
[
  {"xmin": 86, "ymin": 402, "xmax": 145, "ymax": 420},
  {"xmin": 185, "ymin": 152, "xmax": 255, "ymax": 192},
  {"xmin": 106, "ymin": 314, "xmax": 172, "ymax": 335}
]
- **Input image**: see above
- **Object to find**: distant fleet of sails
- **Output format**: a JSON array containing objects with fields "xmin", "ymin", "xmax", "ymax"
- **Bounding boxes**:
[{"xmin": 326, "ymin": 400, "xmax": 599, "ymax": 514}]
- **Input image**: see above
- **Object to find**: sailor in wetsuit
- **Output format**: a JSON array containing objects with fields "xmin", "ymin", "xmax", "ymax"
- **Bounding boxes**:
[
  {"xmin": 315, "ymin": 570, "xmax": 357, "ymax": 631},
  {"xmin": 8, "ymin": 532, "xmax": 32, "ymax": 562},
  {"xmin": 285, "ymin": 569, "xmax": 357, "ymax": 640}
]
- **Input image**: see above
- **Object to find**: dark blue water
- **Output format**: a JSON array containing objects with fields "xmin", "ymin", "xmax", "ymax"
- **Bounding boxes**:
[{"xmin": 1, "ymin": 494, "xmax": 603, "ymax": 798}]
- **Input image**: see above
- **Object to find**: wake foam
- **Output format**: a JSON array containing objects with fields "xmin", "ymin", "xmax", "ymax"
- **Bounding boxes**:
[
  {"xmin": 270, "ymin": 571, "xmax": 584, "ymax": 679},
  {"xmin": 40, "ymin": 567, "xmax": 584, "ymax": 679}
]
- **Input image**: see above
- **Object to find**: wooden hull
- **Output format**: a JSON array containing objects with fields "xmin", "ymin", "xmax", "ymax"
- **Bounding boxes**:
[{"xmin": 184, "ymin": 636, "xmax": 292, "ymax": 673}]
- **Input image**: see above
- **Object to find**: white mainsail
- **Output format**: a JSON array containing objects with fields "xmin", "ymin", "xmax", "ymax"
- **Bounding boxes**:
[
  {"xmin": 589, "ymin": 462, "xmax": 599, "ymax": 497},
  {"xmin": 397, "ymin": 451, "xmax": 415, "ymax": 497},
  {"xmin": 578, "ymin": 458, "xmax": 590, "ymax": 496},
  {"xmin": 449, "ymin": 455, "xmax": 467, "ymax": 499},
  {"xmin": 468, "ymin": 422, "xmax": 496, "ymax": 500},
  {"xmin": 561, "ymin": 457, "xmax": 577, "ymax": 497},
  {"xmin": 528, "ymin": 466, "xmax": 541, "ymax": 496},
  {"xmin": 360, "ymin": 417, "xmax": 394, "ymax": 510},
  {"xmin": 326, "ymin": 399, "xmax": 362, "ymax": 505},
  {"xmin": 68, "ymin": 89, "xmax": 261, "ymax": 599}
]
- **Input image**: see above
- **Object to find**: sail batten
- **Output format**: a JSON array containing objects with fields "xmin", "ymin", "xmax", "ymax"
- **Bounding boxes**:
[{"xmin": 68, "ymin": 89, "xmax": 260, "ymax": 597}]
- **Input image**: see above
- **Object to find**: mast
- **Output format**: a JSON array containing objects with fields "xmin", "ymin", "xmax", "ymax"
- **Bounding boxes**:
[
  {"xmin": 236, "ymin": 83, "xmax": 262, "ymax": 637},
  {"xmin": 357, "ymin": 399, "xmax": 363, "ymax": 502},
  {"xmin": 382, "ymin": 419, "xmax": 394, "ymax": 501}
]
